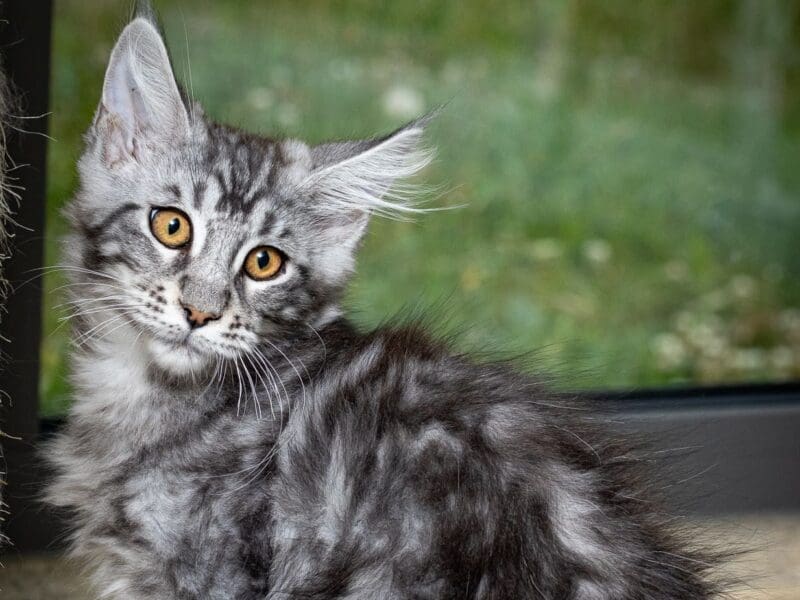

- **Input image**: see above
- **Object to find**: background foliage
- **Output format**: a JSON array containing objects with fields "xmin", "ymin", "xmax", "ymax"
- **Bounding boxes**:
[{"xmin": 41, "ymin": 0, "xmax": 800, "ymax": 414}]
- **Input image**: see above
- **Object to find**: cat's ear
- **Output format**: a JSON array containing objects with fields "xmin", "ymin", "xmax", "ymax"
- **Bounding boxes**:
[
  {"xmin": 304, "ymin": 118, "xmax": 434, "ymax": 247},
  {"xmin": 94, "ymin": 17, "xmax": 190, "ymax": 165}
]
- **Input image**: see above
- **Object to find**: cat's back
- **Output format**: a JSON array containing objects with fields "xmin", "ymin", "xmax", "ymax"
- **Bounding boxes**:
[
  {"xmin": 270, "ymin": 323, "xmax": 580, "ymax": 597},
  {"xmin": 267, "ymin": 321, "xmax": 716, "ymax": 599},
  {"xmin": 282, "ymin": 320, "xmax": 557, "ymax": 471}
]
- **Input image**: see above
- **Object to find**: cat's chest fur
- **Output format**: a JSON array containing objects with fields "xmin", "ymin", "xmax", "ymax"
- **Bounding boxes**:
[{"xmin": 49, "ymin": 333, "xmax": 278, "ymax": 598}]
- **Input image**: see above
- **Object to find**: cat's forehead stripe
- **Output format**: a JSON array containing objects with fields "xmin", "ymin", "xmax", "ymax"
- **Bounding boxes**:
[
  {"xmin": 165, "ymin": 184, "xmax": 181, "ymax": 200},
  {"xmin": 87, "ymin": 202, "xmax": 140, "ymax": 237},
  {"xmin": 258, "ymin": 212, "xmax": 277, "ymax": 237},
  {"xmin": 192, "ymin": 181, "xmax": 206, "ymax": 210}
]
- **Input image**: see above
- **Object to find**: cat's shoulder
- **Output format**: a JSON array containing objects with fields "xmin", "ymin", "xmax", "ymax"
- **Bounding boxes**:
[{"xmin": 315, "ymin": 318, "xmax": 574, "ymax": 436}]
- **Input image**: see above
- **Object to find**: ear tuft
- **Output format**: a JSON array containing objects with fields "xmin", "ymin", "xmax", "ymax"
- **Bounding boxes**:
[
  {"xmin": 304, "ymin": 118, "xmax": 435, "ymax": 221},
  {"xmin": 95, "ymin": 17, "xmax": 189, "ymax": 164}
]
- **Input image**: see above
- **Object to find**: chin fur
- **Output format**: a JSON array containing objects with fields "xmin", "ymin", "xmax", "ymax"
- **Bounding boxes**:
[{"xmin": 146, "ymin": 336, "xmax": 212, "ymax": 375}]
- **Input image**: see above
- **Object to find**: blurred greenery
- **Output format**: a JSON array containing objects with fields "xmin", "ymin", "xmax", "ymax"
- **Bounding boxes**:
[{"xmin": 41, "ymin": 0, "xmax": 800, "ymax": 414}]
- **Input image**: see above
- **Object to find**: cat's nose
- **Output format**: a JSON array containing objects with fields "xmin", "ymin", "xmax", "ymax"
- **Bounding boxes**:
[{"xmin": 181, "ymin": 302, "xmax": 221, "ymax": 329}]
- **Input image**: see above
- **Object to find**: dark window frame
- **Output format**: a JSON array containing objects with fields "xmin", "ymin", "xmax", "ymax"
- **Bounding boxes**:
[{"xmin": 1, "ymin": 2, "xmax": 797, "ymax": 552}]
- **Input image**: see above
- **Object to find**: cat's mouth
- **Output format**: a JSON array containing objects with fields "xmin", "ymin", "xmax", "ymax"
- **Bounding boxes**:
[
  {"xmin": 146, "ymin": 334, "xmax": 214, "ymax": 375},
  {"xmin": 160, "ymin": 328, "xmax": 242, "ymax": 362},
  {"xmin": 151, "ymin": 332, "xmax": 200, "ymax": 353},
  {"xmin": 170, "ymin": 330, "xmax": 212, "ymax": 354}
]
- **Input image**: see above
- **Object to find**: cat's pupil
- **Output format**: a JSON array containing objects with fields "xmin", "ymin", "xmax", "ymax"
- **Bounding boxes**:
[
  {"xmin": 168, "ymin": 218, "xmax": 180, "ymax": 235},
  {"xmin": 257, "ymin": 250, "xmax": 269, "ymax": 270}
]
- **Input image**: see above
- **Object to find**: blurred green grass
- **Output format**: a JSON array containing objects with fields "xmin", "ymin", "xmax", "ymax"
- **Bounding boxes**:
[{"xmin": 41, "ymin": 0, "xmax": 800, "ymax": 414}]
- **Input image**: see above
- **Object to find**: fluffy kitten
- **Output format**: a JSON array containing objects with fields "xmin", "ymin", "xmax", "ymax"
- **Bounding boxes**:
[{"xmin": 47, "ymin": 11, "xmax": 719, "ymax": 600}]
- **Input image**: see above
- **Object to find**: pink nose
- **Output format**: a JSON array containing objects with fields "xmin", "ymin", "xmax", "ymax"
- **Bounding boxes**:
[{"xmin": 181, "ymin": 303, "xmax": 220, "ymax": 328}]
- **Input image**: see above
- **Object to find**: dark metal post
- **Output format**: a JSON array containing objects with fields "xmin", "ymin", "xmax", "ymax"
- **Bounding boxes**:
[{"xmin": 0, "ymin": 0, "xmax": 54, "ymax": 552}]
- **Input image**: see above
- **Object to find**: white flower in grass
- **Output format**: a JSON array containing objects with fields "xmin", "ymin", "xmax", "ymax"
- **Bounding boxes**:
[
  {"xmin": 729, "ymin": 274, "xmax": 756, "ymax": 300},
  {"xmin": 529, "ymin": 238, "xmax": 563, "ymax": 261},
  {"xmin": 582, "ymin": 239, "xmax": 612, "ymax": 264},
  {"xmin": 246, "ymin": 87, "xmax": 274, "ymax": 111},
  {"xmin": 460, "ymin": 266, "xmax": 484, "ymax": 292},
  {"xmin": 532, "ymin": 71, "xmax": 559, "ymax": 102},
  {"xmin": 383, "ymin": 84, "xmax": 424, "ymax": 120},
  {"xmin": 556, "ymin": 292, "xmax": 596, "ymax": 318},
  {"xmin": 700, "ymin": 290, "xmax": 728, "ymax": 311},
  {"xmin": 329, "ymin": 58, "xmax": 359, "ymax": 82},
  {"xmin": 276, "ymin": 104, "xmax": 299, "ymax": 127},
  {"xmin": 686, "ymin": 318, "xmax": 724, "ymax": 351},
  {"xmin": 778, "ymin": 309, "xmax": 800, "ymax": 338},
  {"xmin": 770, "ymin": 346, "xmax": 795, "ymax": 374},
  {"xmin": 663, "ymin": 260, "xmax": 689, "ymax": 282},
  {"xmin": 699, "ymin": 332, "xmax": 729, "ymax": 359},
  {"xmin": 731, "ymin": 348, "xmax": 766, "ymax": 373},
  {"xmin": 442, "ymin": 60, "xmax": 465, "ymax": 85},
  {"xmin": 674, "ymin": 311, "xmax": 697, "ymax": 335},
  {"xmin": 651, "ymin": 333, "xmax": 686, "ymax": 371}
]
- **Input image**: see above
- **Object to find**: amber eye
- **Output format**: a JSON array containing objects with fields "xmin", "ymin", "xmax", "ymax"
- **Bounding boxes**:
[
  {"xmin": 149, "ymin": 208, "xmax": 192, "ymax": 249},
  {"xmin": 244, "ymin": 246, "xmax": 284, "ymax": 281}
]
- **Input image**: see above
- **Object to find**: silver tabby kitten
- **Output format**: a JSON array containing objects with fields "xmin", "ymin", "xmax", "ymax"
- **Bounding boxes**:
[{"xmin": 47, "ymin": 11, "xmax": 719, "ymax": 600}]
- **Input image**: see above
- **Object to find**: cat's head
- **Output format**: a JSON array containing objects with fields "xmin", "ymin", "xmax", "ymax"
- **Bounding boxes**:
[{"xmin": 66, "ymin": 16, "xmax": 432, "ymax": 375}]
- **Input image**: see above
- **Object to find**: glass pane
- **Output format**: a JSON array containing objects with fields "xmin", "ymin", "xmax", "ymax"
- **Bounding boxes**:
[{"xmin": 42, "ymin": 0, "xmax": 800, "ymax": 414}]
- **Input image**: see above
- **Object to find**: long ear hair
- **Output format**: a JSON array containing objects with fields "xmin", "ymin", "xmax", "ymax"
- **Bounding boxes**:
[
  {"xmin": 294, "ymin": 117, "xmax": 436, "ymax": 262},
  {"xmin": 305, "ymin": 117, "xmax": 435, "ymax": 221}
]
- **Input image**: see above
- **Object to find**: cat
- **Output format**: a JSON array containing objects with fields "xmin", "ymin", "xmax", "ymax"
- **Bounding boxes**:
[{"xmin": 46, "ymin": 8, "xmax": 720, "ymax": 600}]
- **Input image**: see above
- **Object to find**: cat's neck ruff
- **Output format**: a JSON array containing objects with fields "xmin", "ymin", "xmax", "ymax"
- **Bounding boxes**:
[
  {"xmin": 72, "ymin": 320, "xmax": 153, "ymax": 403},
  {"xmin": 69, "ymin": 318, "xmax": 219, "ymax": 444}
]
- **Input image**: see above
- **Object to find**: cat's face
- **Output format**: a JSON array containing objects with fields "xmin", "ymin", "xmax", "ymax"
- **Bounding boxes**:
[
  {"xmin": 66, "ymin": 17, "xmax": 430, "ymax": 375},
  {"xmin": 74, "ymin": 130, "xmax": 345, "ymax": 375}
]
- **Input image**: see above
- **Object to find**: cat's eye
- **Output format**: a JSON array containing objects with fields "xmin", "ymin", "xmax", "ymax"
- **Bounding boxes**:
[
  {"xmin": 244, "ymin": 246, "xmax": 284, "ymax": 281},
  {"xmin": 150, "ymin": 208, "xmax": 192, "ymax": 249}
]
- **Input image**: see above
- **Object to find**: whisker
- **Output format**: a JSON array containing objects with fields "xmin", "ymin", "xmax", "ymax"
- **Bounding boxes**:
[
  {"xmin": 54, "ymin": 293, "xmax": 133, "ymax": 309},
  {"xmin": 27, "ymin": 264, "xmax": 124, "ymax": 282},
  {"xmin": 216, "ymin": 359, "xmax": 229, "ymax": 401},
  {"xmin": 86, "ymin": 315, "xmax": 140, "ymax": 348},
  {"xmin": 248, "ymin": 349, "xmax": 283, "ymax": 422},
  {"xmin": 239, "ymin": 352, "xmax": 262, "ymax": 419},
  {"xmin": 306, "ymin": 322, "xmax": 327, "ymax": 365},
  {"xmin": 52, "ymin": 281, "xmax": 129, "ymax": 295},
  {"xmin": 261, "ymin": 338, "xmax": 308, "ymax": 424},
  {"xmin": 70, "ymin": 314, "xmax": 129, "ymax": 346},
  {"xmin": 198, "ymin": 355, "xmax": 223, "ymax": 399},
  {"xmin": 232, "ymin": 355, "xmax": 245, "ymax": 417},
  {"xmin": 58, "ymin": 303, "xmax": 148, "ymax": 323},
  {"xmin": 16, "ymin": 264, "xmax": 127, "ymax": 294},
  {"xmin": 245, "ymin": 354, "xmax": 275, "ymax": 421},
  {"xmin": 72, "ymin": 312, "xmax": 137, "ymax": 348},
  {"xmin": 251, "ymin": 347, "xmax": 288, "ymax": 425}
]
